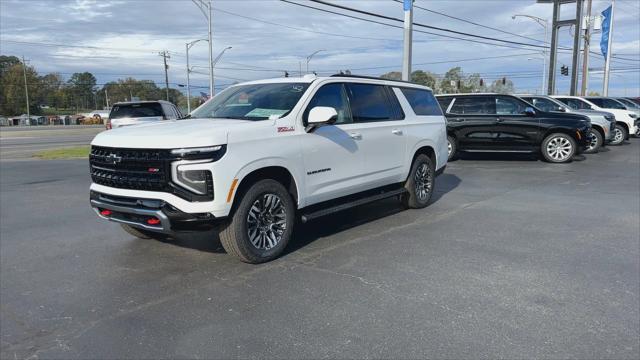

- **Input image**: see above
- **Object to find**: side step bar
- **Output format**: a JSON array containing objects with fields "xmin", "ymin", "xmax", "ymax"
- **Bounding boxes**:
[{"xmin": 300, "ymin": 187, "xmax": 407, "ymax": 223}]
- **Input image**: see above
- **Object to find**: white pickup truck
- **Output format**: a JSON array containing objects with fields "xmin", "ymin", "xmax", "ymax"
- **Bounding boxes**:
[{"xmin": 90, "ymin": 75, "xmax": 448, "ymax": 263}]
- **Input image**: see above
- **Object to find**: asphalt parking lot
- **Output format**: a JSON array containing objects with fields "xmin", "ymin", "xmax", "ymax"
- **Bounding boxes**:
[{"xmin": 1, "ymin": 140, "xmax": 639, "ymax": 359}]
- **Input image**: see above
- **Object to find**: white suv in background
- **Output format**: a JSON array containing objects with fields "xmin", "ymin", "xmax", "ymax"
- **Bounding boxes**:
[
  {"xmin": 106, "ymin": 100, "xmax": 183, "ymax": 129},
  {"xmin": 89, "ymin": 75, "xmax": 448, "ymax": 263},
  {"xmin": 553, "ymin": 96, "xmax": 638, "ymax": 144}
]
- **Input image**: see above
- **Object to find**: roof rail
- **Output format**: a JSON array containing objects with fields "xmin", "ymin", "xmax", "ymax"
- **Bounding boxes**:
[{"xmin": 330, "ymin": 73, "xmax": 416, "ymax": 85}]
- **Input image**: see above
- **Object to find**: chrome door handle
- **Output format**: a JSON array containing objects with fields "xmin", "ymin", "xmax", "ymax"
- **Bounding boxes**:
[
  {"xmin": 495, "ymin": 118, "xmax": 504, "ymax": 123},
  {"xmin": 392, "ymin": 129, "xmax": 403, "ymax": 135},
  {"xmin": 349, "ymin": 132, "xmax": 362, "ymax": 140}
]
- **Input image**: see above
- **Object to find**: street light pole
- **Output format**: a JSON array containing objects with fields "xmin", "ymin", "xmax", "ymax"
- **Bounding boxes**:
[
  {"xmin": 192, "ymin": 0, "xmax": 214, "ymax": 98},
  {"xmin": 512, "ymin": 14, "xmax": 549, "ymax": 95},
  {"xmin": 305, "ymin": 50, "xmax": 325, "ymax": 74},
  {"xmin": 21, "ymin": 55, "xmax": 30, "ymax": 124},
  {"xmin": 402, "ymin": 0, "xmax": 414, "ymax": 81},
  {"xmin": 186, "ymin": 39, "xmax": 207, "ymax": 113},
  {"xmin": 212, "ymin": 46, "xmax": 232, "ymax": 95}
]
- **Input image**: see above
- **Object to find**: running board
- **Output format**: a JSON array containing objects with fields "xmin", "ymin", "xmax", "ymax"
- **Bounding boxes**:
[{"xmin": 300, "ymin": 187, "xmax": 407, "ymax": 223}]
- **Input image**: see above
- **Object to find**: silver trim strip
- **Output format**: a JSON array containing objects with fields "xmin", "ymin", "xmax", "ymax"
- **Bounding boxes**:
[{"xmin": 90, "ymin": 199, "xmax": 172, "ymax": 234}]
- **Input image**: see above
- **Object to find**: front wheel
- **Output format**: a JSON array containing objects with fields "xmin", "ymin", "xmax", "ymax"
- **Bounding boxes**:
[
  {"xmin": 610, "ymin": 124, "xmax": 627, "ymax": 145},
  {"xmin": 584, "ymin": 129, "xmax": 603, "ymax": 154},
  {"xmin": 402, "ymin": 154, "xmax": 435, "ymax": 209},
  {"xmin": 219, "ymin": 179, "xmax": 295, "ymax": 263},
  {"xmin": 541, "ymin": 133, "xmax": 576, "ymax": 163},
  {"xmin": 446, "ymin": 135, "xmax": 457, "ymax": 161}
]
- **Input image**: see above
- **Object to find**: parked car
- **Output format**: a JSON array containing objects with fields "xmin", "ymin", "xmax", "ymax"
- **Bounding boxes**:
[
  {"xmin": 518, "ymin": 95, "xmax": 615, "ymax": 152},
  {"xmin": 624, "ymin": 97, "xmax": 640, "ymax": 106},
  {"xmin": 614, "ymin": 97, "xmax": 640, "ymax": 113},
  {"xmin": 89, "ymin": 75, "xmax": 448, "ymax": 263},
  {"xmin": 553, "ymin": 96, "xmax": 639, "ymax": 140},
  {"xmin": 585, "ymin": 96, "xmax": 640, "ymax": 117},
  {"xmin": 106, "ymin": 100, "xmax": 183, "ymax": 130},
  {"xmin": 436, "ymin": 93, "xmax": 590, "ymax": 163}
]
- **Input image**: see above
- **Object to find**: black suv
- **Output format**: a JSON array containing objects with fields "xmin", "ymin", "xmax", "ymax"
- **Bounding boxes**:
[{"xmin": 436, "ymin": 94, "xmax": 591, "ymax": 163}]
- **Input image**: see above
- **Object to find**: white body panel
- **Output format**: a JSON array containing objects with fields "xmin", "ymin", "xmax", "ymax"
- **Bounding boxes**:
[
  {"xmin": 90, "ymin": 76, "xmax": 447, "ymax": 218},
  {"xmin": 553, "ymin": 96, "xmax": 638, "ymax": 136}
]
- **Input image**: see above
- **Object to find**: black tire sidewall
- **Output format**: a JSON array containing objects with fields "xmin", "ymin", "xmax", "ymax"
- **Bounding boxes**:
[
  {"xmin": 447, "ymin": 136, "xmax": 457, "ymax": 161},
  {"xmin": 403, "ymin": 154, "xmax": 435, "ymax": 209},
  {"xmin": 225, "ymin": 179, "xmax": 295, "ymax": 263},
  {"xmin": 541, "ymin": 133, "xmax": 576, "ymax": 163},
  {"xmin": 611, "ymin": 124, "xmax": 627, "ymax": 145},
  {"xmin": 584, "ymin": 129, "xmax": 602, "ymax": 153}
]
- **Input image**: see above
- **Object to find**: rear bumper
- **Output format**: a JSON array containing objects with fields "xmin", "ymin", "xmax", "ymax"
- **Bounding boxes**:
[{"xmin": 90, "ymin": 191, "xmax": 220, "ymax": 234}]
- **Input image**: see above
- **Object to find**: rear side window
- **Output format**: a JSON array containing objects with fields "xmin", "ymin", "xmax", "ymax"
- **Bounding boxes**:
[
  {"xmin": 110, "ymin": 103, "xmax": 164, "ymax": 119},
  {"xmin": 345, "ymin": 83, "xmax": 395, "ymax": 122},
  {"xmin": 556, "ymin": 98, "xmax": 592, "ymax": 110},
  {"xmin": 449, "ymin": 97, "xmax": 495, "ymax": 115},
  {"xmin": 400, "ymin": 88, "xmax": 442, "ymax": 116}
]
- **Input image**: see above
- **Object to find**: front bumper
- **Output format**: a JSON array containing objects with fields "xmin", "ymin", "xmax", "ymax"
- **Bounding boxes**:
[{"xmin": 90, "ymin": 191, "xmax": 220, "ymax": 234}]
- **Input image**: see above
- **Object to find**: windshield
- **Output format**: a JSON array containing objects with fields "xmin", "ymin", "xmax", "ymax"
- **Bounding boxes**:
[
  {"xmin": 191, "ymin": 83, "xmax": 310, "ymax": 120},
  {"xmin": 110, "ymin": 103, "xmax": 163, "ymax": 119}
]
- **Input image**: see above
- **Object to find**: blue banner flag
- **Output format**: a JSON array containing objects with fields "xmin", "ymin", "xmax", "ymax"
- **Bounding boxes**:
[{"xmin": 600, "ymin": 5, "xmax": 612, "ymax": 58}]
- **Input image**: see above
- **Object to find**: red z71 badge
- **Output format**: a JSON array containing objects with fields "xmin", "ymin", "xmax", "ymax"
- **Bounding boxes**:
[{"xmin": 277, "ymin": 126, "xmax": 294, "ymax": 133}]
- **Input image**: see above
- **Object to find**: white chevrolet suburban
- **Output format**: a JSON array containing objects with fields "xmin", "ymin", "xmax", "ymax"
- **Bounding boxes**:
[{"xmin": 90, "ymin": 75, "xmax": 448, "ymax": 263}]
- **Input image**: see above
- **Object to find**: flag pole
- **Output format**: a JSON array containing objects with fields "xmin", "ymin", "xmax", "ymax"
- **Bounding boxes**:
[{"xmin": 602, "ymin": 0, "xmax": 615, "ymax": 96}]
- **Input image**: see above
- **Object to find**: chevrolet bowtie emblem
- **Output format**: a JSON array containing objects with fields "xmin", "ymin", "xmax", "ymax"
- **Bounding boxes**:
[{"xmin": 106, "ymin": 153, "xmax": 122, "ymax": 164}]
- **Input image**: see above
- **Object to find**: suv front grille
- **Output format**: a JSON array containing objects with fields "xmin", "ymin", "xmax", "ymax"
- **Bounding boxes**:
[{"xmin": 90, "ymin": 146, "xmax": 213, "ymax": 201}]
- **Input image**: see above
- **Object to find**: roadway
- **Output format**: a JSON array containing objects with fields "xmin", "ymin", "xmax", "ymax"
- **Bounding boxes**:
[
  {"xmin": 0, "ymin": 126, "xmax": 102, "ymax": 160},
  {"xmin": 1, "ymin": 139, "xmax": 639, "ymax": 359}
]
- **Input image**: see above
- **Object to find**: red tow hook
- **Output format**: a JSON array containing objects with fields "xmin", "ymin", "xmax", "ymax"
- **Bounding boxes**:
[
  {"xmin": 147, "ymin": 217, "xmax": 161, "ymax": 225},
  {"xmin": 100, "ymin": 209, "xmax": 112, "ymax": 216}
]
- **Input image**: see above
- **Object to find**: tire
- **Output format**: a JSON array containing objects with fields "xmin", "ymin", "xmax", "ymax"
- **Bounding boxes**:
[
  {"xmin": 584, "ymin": 129, "xmax": 603, "ymax": 154},
  {"xmin": 610, "ymin": 124, "xmax": 627, "ymax": 145},
  {"xmin": 219, "ymin": 179, "xmax": 295, "ymax": 264},
  {"xmin": 446, "ymin": 135, "xmax": 457, "ymax": 161},
  {"xmin": 541, "ymin": 133, "xmax": 576, "ymax": 163},
  {"xmin": 402, "ymin": 154, "xmax": 435, "ymax": 209},
  {"xmin": 120, "ymin": 224, "xmax": 167, "ymax": 240}
]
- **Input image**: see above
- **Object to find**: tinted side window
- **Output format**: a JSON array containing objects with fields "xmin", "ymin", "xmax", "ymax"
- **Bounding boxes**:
[
  {"xmin": 496, "ymin": 97, "xmax": 527, "ymax": 115},
  {"xmin": 346, "ymin": 83, "xmax": 394, "ymax": 122},
  {"xmin": 450, "ymin": 97, "xmax": 495, "ymax": 115},
  {"xmin": 400, "ymin": 88, "xmax": 442, "ymax": 116},
  {"xmin": 558, "ymin": 98, "xmax": 592, "ymax": 110},
  {"xmin": 304, "ymin": 83, "xmax": 352, "ymax": 125},
  {"xmin": 587, "ymin": 98, "xmax": 605, "ymax": 107}
]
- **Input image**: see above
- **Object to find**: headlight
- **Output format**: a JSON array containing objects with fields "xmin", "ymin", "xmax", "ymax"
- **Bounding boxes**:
[
  {"xmin": 175, "ymin": 166, "xmax": 210, "ymax": 195},
  {"xmin": 171, "ymin": 145, "xmax": 225, "ymax": 160}
]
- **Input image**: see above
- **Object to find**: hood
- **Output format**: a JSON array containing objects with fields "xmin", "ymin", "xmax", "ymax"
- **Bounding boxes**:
[
  {"xmin": 572, "ymin": 109, "xmax": 613, "ymax": 118},
  {"xmin": 91, "ymin": 118, "xmax": 253, "ymax": 149}
]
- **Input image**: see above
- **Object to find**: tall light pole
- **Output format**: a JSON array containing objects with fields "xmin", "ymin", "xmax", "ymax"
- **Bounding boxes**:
[
  {"xmin": 21, "ymin": 55, "xmax": 30, "ymax": 124},
  {"xmin": 580, "ymin": 0, "xmax": 593, "ymax": 95},
  {"xmin": 186, "ymin": 39, "xmax": 207, "ymax": 113},
  {"xmin": 305, "ymin": 50, "xmax": 325, "ymax": 74},
  {"xmin": 402, "ymin": 0, "xmax": 413, "ymax": 81},
  {"xmin": 192, "ymin": 0, "xmax": 214, "ymax": 98},
  {"xmin": 512, "ymin": 14, "xmax": 549, "ymax": 95},
  {"xmin": 212, "ymin": 46, "xmax": 232, "ymax": 95}
]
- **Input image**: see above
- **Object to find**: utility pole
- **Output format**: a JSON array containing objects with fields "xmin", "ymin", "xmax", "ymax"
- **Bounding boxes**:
[
  {"xmin": 570, "ymin": 0, "xmax": 583, "ymax": 96},
  {"xmin": 21, "ymin": 55, "xmax": 30, "ymax": 125},
  {"xmin": 159, "ymin": 51, "xmax": 170, "ymax": 101},
  {"xmin": 105, "ymin": 87, "xmax": 109, "ymax": 108},
  {"xmin": 602, "ymin": 0, "xmax": 615, "ymax": 96},
  {"xmin": 580, "ymin": 0, "xmax": 593, "ymax": 95},
  {"xmin": 545, "ymin": 0, "xmax": 583, "ymax": 95},
  {"xmin": 402, "ymin": 0, "xmax": 413, "ymax": 81}
]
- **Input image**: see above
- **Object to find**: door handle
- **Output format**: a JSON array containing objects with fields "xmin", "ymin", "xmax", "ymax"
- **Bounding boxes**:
[
  {"xmin": 349, "ymin": 132, "xmax": 362, "ymax": 140},
  {"xmin": 495, "ymin": 118, "xmax": 504, "ymax": 123},
  {"xmin": 449, "ymin": 118, "xmax": 464, "ymax": 122},
  {"xmin": 391, "ymin": 129, "xmax": 403, "ymax": 135}
]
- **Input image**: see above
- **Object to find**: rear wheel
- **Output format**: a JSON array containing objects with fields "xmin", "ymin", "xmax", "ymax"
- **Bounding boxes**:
[
  {"xmin": 220, "ymin": 179, "xmax": 295, "ymax": 263},
  {"xmin": 402, "ymin": 154, "xmax": 435, "ymax": 209},
  {"xmin": 610, "ymin": 124, "xmax": 627, "ymax": 145},
  {"xmin": 584, "ymin": 129, "xmax": 603, "ymax": 154},
  {"xmin": 447, "ymin": 135, "xmax": 457, "ymax": 161},
  {"xmin": 541, "ymin": 133, "xmax": 576, "ymax": 163},
  {"xmin": 120, "ymin": 224, "xmax": 167, "ymax": 240}
]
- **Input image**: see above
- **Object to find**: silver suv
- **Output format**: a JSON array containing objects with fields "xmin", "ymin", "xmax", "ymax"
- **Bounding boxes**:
[{"xmin": 106, "ymin": 100, "xmax": 183, "ymax": 130}]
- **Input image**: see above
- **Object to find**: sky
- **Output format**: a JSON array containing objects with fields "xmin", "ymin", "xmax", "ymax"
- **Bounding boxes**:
[{"xmin": 1, "ymin": 0, "xmax": 639, "ymax": 96}]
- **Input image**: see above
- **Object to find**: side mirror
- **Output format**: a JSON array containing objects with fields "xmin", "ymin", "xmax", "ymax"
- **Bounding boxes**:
[
  {"xmin": 306, "ymin": 106, "xmax": 337, "ymax": 132},
  {"xmin": 524, "ymin": 106, "xmax": 536, "ymax": 116},
  {"xmin": 557, "ymin": 106, "xmax": 567, "ymax": 112}
]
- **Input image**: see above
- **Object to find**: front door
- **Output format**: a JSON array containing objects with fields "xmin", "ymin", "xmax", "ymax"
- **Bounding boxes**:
[
  {"xmin": 300, "ymin": 82, "xmax": 366, "ymax": 205},
  {"xmin": 493, "ymin": 96, "xmax": 540, "ymax": 151}
]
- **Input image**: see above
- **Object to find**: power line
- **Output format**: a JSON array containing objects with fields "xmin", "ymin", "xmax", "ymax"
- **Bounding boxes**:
[{"xmin": 396, "ymin": 0, "xmax": 546, "ymax": 45}]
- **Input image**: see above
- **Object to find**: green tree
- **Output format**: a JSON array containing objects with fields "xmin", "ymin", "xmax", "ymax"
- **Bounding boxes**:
[
  {"xmin": 39, "ymin": 73, "xmax": 64, "ymax": 109},
  {"xmin": 489, "ymin": 78, "xmax": 515, "ymax": 94},
  {"xmin": 0, "ymin": 63, "xmax": 41, "ymax": 115},
  {"xmin": 66, "ymin": 72, "xmax": 97, "ymax": 110},
  {"xmin": 410, "ymin": 70, "xmax": 438, "ymax": 90},
  {"xmin": 466, "ymin": 73, "xmax": 487, "ymax": 93},
  {"xmin": 380, "ymin": 71, "xmax": 401, "ymax": 81},
  {"xmin": 440, "ymin": 67, "xmax": 466, "ymax": 94}
]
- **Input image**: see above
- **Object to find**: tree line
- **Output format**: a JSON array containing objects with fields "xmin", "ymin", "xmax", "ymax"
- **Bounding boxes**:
[
  {"xmin": 381, "ymin": 67, "xmax": 515, "ymax": 94},
  {"xmin": 0, "ymin": 55, "xmax": 194, "ymax": 116}
]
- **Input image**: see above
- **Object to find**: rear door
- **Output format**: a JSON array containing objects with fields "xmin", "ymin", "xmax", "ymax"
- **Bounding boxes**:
[
  {"xmin": 446, "ymin": 96, "xmax": 497, "ymax": 151},
  {"xmin": 344, "ymin": 82, "xmax": 406, "ymax": 186},
  {"xmin": 493, "ymin": 96, "xmax": 540, "ymax": 150}
]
